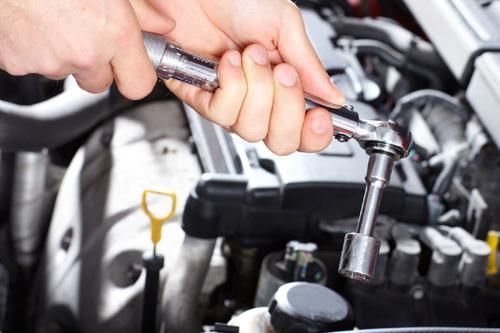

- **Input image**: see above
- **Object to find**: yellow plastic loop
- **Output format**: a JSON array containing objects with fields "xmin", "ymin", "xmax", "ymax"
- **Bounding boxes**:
[
  {"xmin": 486, "ymin": 231, "xmax": 499, "ymax": 276},
  {"xmin": 141, "ymin": 190, "xmax": 177, "ymax": 245}
]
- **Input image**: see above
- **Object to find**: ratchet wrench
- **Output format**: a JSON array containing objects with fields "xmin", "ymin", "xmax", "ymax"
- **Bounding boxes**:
[{"xmin": 142, "ymin": 32, "xmax": 412, "ymax": 282}]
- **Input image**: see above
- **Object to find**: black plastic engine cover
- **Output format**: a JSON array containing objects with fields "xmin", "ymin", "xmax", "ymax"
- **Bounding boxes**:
[{"xmin": 182, "ymin": 101, "xmax": 427, "ymax": 245}]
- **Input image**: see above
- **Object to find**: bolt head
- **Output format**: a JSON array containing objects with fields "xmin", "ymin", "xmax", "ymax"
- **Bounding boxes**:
[{"xmin": 335, "ymin": 134, "xmax": 350, "ymax": 143}]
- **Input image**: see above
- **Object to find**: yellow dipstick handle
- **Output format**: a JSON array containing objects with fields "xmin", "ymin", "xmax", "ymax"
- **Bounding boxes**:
[
  {"xmin": 141, "ymin": 190, "xmax": 177, "ymax": 245},
  {"xmin": 486, "ymin": 231, "xmax": 499, "ymax": 275}
]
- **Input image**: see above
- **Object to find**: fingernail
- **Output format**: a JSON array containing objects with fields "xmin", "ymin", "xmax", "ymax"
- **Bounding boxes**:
[
  {"xmin": 275, "ymin": 66, "xmax": 298, "ymax": 87},
  {"xmin": 227, "ymin": 51, "xmax": 241, "ymax": 67},
  {"xmin": 248, "ymin": 46, "xmax": 268, "ymax": 65},
  {"xmin": 311, "ymin": 115, "xmax": 330, "ymax": 134}
]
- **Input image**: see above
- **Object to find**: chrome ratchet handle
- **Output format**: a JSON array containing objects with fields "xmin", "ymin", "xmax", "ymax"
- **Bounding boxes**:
[
  {"xmin": 142, "ymin": 32, "xmax": 363, "ymax": 142},
  {"xmin": 304, "ymin": 93, "xmax": 372, "ymax": 142},
  {"xmin": 142, "ymin": 32, "xmax": 219, "ymax": 91}
]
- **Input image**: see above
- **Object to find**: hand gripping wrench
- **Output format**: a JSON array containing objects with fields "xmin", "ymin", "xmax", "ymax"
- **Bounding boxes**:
[{"xmin": 142, "ymin": 32, "xmax": 412, "ymax": 282}]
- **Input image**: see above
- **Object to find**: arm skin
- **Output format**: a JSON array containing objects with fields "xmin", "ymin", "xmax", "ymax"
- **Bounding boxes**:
[{"xmin": 0, "ymin": 0, "xmax": 344, "ymax": 155}]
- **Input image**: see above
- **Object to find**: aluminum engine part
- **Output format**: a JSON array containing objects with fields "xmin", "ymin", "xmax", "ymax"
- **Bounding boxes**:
[
  {"xmin": 466, "ymin": 53, "xmax": 500, "ymax": 149},
  {"xmin": 37, "ymin": 101, "xmax": 225, "ymax": 333},
  {"xmin": 403, "ymin": 0, "xmax": 500, "ymax": 82},
  {"xmin": 10, "ymin": 152, "xmax": 60, "ymax": 269},
  {"xmin": 420, "ymin": 227, "xmax": 462, "ymax": 287}
]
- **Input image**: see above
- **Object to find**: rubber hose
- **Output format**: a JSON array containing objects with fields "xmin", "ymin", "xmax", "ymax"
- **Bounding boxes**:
[
  {"xmin": 421, "ymin": 103, "xmax": 465, "ymax": 152},
  {"xmin": 390, "ymin": 90, "xmax": 465, "ymax": 121},
  {"xmin": 426, "ymin": 103, "xmax": 466, "ymax": 194},
  {"xmin": 352, "ymin": 39, "xmax": 443, "ymax": 89},
  {"xmin": 389, "ymin": 90, "xmax": 467, "ymax": 196},
  {"xmin": 330, "ymin": 17, "xmax": 444, "ymax": 70},
  {"xmin": 0, "ymin": 78, "xmax": 111, "ymax": 151}
]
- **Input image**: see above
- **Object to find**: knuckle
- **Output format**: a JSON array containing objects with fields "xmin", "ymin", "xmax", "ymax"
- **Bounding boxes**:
[
  {"xmin": 75, "ymin": 78, "xmax": 89, "ymax": 92},
  {"xmin": 267, "ymin": 139, "xmax": 300, "ymax": 156},
  {"xmin": 72, "ymin": 50, "xmax": 99, "ymax": 71},
  {"xmin": 115, "ymin": 71, "xmax": 155, "ymax": 100},
  {"xmin": 39, "ymin": 60, "xmax": 64, "ymax": 77},
  {"xmin": 84, "ymin": 81, "xmax": 111, "ymax": 94},
  {"xmin": 223, "ymin": 76, "xmax": 247, "ymax": 97},
  {"xmin": 118, "ymin": 81, "xmax": 153, "ymax": 100},
  {"xmin": 239, "ymin": 127, "xmax": 268, "ymax": 143},
  {"xmin": 214, "ymin": 113, "xmax": 238, "ymax": 128},
  {"xmin": 110, "ymin": 19, "xmax": 136, "ymax": 45},
  {"xmin": 232, "ymin": 79, "xmax": 248, "ymax": 95},
  {"xmin": 119, "ymin": 88, "xmax": 145, "ymax": 101},
  {"xmin": 114, "ymin": 26, "xmax": 131, "ymax": 44},
  {"xmin": 3, "ymin": 61, "xmax": 28, "ymax": 76}
]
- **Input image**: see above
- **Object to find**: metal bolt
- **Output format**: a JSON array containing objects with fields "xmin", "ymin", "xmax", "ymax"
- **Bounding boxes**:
[
  {"xmin": 125, "ymin": 263, "xmax": 143, "ymax": 286},
  {"xmin": 60, "ymin": 228, "xmax": 73, "ymax": 252},
  {"xmin": 335, "ymin": 134, "xmax": 350, "ymax": 143},
  {"xmin": 411, "ymin": 285, "xmax": 425, "ymax": 300}
]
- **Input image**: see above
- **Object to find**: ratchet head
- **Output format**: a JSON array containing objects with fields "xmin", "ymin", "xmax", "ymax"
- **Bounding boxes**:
[
  {"xmin": 359, "ymin": 119, "xmax": 412, "ymax": 159},
  {"xmin": 305, "ymin": 94, "xmax": 412, "ymax": 159}
]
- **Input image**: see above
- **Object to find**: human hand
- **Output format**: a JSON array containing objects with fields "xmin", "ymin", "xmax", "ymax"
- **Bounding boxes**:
[
  {"xmin": 0, "ymin": 0, "xmax": 174, "ymax": 99},
  {"xmin": 149, "ymin": 0, "xmax": 345, "ymax": 154}
]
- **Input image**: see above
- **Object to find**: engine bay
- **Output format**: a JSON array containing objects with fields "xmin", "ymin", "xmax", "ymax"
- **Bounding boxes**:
[{"xmin": 1, "ymin": 1, "xmax": 500, "ymax": 332}]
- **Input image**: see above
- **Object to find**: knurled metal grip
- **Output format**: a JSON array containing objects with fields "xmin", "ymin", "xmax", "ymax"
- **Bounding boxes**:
[
  {"xmin": 142, "ymin": 32, "xmax": 219, "ymax": 91},
  {"xmin": 142, "ymin": 32, "xmax": 167, "ymax": 70}
]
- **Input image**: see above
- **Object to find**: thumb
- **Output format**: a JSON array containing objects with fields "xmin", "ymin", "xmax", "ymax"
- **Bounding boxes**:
[
  {"xmin": 131, "ymin": 0, "xmax": 176, "ymax": 34},
  {"xmin": 277, "ymin": 7, "xmax": 344, "ymax": 105}
]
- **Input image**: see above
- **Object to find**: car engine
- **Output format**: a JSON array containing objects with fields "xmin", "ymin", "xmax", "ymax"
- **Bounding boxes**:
[{"xmin": 0, "ymin": 1, "xmax": 500, "ymax": 332}]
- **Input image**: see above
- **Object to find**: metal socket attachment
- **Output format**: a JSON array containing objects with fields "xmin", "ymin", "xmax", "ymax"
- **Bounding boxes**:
[
  {"xmin": 339, "ymin": 150, "xmax": 398, "ymax": 282},
  {"xmin": 339, "ymin": 233, "xmax": 381, "ymax": 282}
]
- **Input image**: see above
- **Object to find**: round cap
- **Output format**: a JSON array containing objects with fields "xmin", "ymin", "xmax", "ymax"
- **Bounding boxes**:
[{"xmin": 268, "ymin": 282, "xmax": 352, "ymax": 332}]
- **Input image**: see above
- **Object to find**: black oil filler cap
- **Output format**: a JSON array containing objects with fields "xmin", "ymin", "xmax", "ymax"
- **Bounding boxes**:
[{"xmin": 268, "ymin": 282, "xmax": 352, "ymax": 332}]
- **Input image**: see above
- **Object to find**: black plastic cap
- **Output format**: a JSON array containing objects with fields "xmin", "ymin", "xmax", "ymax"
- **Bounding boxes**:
[{"xmin": 268, "ymin": 282, "xmax": 352, "ymax": 333}]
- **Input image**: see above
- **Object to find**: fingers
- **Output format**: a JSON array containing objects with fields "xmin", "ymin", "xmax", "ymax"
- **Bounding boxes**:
[
  {"xmin": 110, "ymin": 0, "xmax": 178, "ymax": 100},
  {"xmin": 231, "ymin": 45, "xmax": 274, "ymax": 142},
  {"xmin": 299, "ymin": 107, "xmax": 333, "ymax": 152},
  {"xmin": 264, "ymin": 64, "xmax": 305, "ymax": 155},
  {"xmin": 165, "ymin": 49, "xmax": 246, "ymax": 127},
  {"xmin": 166, "ymin": 44, "xmax": 332, "ymax": 155},
  {"xmin": 110, "ymin": 1, "xmax": 158, "ymax": 100},
  {"xmin": 74, "ymin": 64, "xmax": 114, "ymax": 93},
  {"xmin": 46, "ymin": 74, "xmax": 69, "ymax": 81},
  {"xmin": 111, "ymin": 39, "xmax": 157, "ymax": 100},
  {"xmin": 131, "ymin": 0, "xmax": 176, "ymax": 34},
  {"xmin": 82, "ymin": 0, "xmax": 175, "ymax": 98},
  {"xmin": 278, "ymin": 5, "xmax": 344, "ymax": 106}
]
